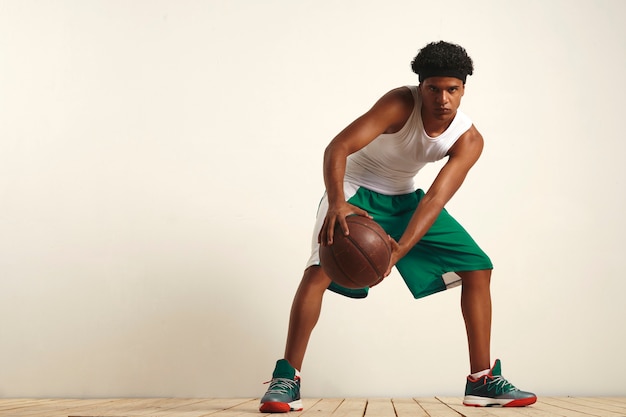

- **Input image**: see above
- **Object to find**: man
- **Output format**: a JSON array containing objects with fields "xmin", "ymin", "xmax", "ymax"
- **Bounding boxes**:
[{"xmin": 260, "ymin": 41, "xmax": 536, "ymax": 412}]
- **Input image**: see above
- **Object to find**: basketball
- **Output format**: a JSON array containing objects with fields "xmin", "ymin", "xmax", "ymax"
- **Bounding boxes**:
[{"xmin": 320, "ymin": 215, "xmax": 391, "ymax": 288}]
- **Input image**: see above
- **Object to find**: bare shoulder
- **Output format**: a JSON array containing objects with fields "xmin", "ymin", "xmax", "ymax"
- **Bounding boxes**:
[
  {"xmin": 372, "ymin": 87, "xmax": 415, "ymax": 133},
  {"xmin": 462, "ymin": 124, "xmax": 484, "ymax": 143},
  {"xmin": 379, "ymin": 86, "xmax": 415, "ymax": 110},
  {"xmin": 448, "ymin": 124, "xmax": 484, "ymax": 159}
]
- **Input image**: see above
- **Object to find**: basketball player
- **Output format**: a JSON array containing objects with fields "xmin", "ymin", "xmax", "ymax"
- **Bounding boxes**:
[{"xmin": 260, "ymin": 41, "xmax": 536, "ymax": 412}]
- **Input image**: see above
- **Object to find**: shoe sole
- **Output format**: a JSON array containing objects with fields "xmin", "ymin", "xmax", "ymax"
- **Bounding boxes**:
[
  {"xmin": 463, "ymin": 395, "xmax": 537, "ymax": 407},
  {"xmin": 259, "ymin": 400, "xmax": 303, "ymax": 413}
]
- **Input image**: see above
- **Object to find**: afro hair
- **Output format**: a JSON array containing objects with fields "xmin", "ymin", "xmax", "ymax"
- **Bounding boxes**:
[{"xmin": 411, "ymin": 41, "xmax": 474, "ymax": 82}]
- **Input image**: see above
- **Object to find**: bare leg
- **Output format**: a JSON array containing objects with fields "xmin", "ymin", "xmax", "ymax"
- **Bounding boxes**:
[
  {"xmin": 458, "ymin": 269, "xmax": 492, "ymax": 374},
  {"xmin": 283, "ymin": 266, "xmax": 331, "ymax": 371}
]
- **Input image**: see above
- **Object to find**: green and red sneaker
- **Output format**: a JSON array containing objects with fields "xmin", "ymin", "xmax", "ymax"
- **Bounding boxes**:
[
  {"xmin": 259, "ymin": 359, "xmax": 303, "ymax": 413},
  {"xmin": 463, "ymin": 359, "xmax": 537, "ymax": 407}
]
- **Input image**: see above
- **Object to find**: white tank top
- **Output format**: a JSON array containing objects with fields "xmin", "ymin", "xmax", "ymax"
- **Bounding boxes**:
[{"xmin": 344, "ymin": 85, "xmax": 473, "ymax": 195}]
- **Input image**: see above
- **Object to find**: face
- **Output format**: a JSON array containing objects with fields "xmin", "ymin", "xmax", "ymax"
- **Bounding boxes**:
[{"xmin": 418, "ymin": 76, "xmax": 465, "ymax": 120}]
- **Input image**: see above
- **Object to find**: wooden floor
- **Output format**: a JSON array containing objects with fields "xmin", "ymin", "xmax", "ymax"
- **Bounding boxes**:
[{"xmin": 0, "ymin": 397, "xmax": 625, "ymax": 417}]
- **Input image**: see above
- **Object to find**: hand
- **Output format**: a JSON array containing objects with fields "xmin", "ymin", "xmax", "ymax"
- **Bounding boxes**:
[
  {"xmin": 370, "ymin": 235, "xmax": 402, "ymax": 288},
  {"xmin": 384, "ymin": 235, "xmax": 403, "ymax": 277},
  {"xmin": 318, "ymin": 201, "xmax": 371, "ymax": 246}
]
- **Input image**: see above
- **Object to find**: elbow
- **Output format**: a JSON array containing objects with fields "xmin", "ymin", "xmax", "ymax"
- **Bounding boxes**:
[{"xmin": 324, "ymin": 141, "xmax": 350, "ymax": 163}]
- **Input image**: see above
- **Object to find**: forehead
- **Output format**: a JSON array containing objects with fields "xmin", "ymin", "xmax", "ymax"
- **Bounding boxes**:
[{"xmin": 422, "ymin": 76, "xmax": 464, "ymax": 88}]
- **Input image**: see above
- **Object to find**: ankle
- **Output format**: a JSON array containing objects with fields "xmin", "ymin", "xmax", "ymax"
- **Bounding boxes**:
[
  {"xmin": 469, "ymin": 368, "xmax": 490, "ymax": 379},
  {"xmin": 283, "ymin": 358, "xmax": 302, "ymax": 374}
]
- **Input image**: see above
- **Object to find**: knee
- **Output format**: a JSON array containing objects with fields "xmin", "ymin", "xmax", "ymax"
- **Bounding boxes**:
[
  {"xmin": 301, "ymin": 266, "xmax": 332, "ymax": 291},
  {"xmin": 459, "ymin": 269, "xmax": 492, "ymax": 289}
]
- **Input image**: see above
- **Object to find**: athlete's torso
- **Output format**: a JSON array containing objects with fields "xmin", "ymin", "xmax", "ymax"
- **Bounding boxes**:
[{"xmin": 344, "ymin": 85, "xmax": 473, "ymax": 195}]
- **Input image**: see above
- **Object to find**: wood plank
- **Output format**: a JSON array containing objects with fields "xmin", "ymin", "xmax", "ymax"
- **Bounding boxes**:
[
  {"xmin": 55, "ymin": 399, "xmax": 155, "ymax": 417},
  {"xmin": 586, "ymin": 397, "xmax": 626, "ymax": 406},
  {"xmin": 126, "ymin": 398, "xmax": 209, "ymax": 416},
  {"xmin": 604, "ymin": 397, "xmax": 626, "ymax": 404},
  {"xmin": 574, "ymin": 397, "xmax": 626, "ymax": 409},
  {"xmin": 1, "ymin": 398, "xmax": 79, "ymax": 414},
  {"xmin": 6, "ymin": 399, "xmax": 126, "ymax": 417},
  {"xmin": 302, "ymin": 398, "xmax": 323, "ymax": 408},
  {"xmin": 105, "ymin": 398, "xmax": 248, "ymax": 417},
  {"xmin": 328, "ymin": 398, "xmax": 367, "ymax": 417},
  {"xmin": 152, "ymin": 398, "xmax": 256, "ymax": 417},
  {"xmin": 540, "ymin": 397, "xmax": 626, "ymax": 417},
  {"xmin": 530, "ymin": 399, "xmax": 598, "ymax": 417},
  {"xmin": 0, "ymin": 399, "xmax": 62, "ymax": 412},
  {"xmin": 66, "ymin": 398, "xmax": 256, "ymax": 417},
  {"xmin": 298, "ymin": 398, "xmax": 343, "ymax": 416},
  {"xmin": 1, "ymin": 397, "xmax": 626, "ymax": 416},
  {"xmin": 362, "ymin": 398, "xmax": 395, "ymax": 417},
  {"xmin": 173, "ymin": 398, "xmax": 261, "ymax": 417},
  {"xmin": 575, "ymin": 397, "xmax": 626, "ymax": 414},
  {"xmin": 62, "ymin": 398, "xmax": 172, "ymax": 417},
  {"xmin": 413, "ymin": 397, "xmax": 461, "ymax": 417},
  {"xmin": 391, "ymin": 398, "xmax": 429, "ymax": 417},
  {"xmin": 98, "ymin": 398, "xmax": 220, "ymax": 416},
  {"xmin": 61, "ymin": 400, "xmax": 118, "ymax": 417},
  {"xmin": 578, "ymin": 397, "xmax": 626, "ymax": 406},
  {"xmin": 438, "ymin": 396, "xmax": 506, "ymax": 417},
  {"xmin": 0, "ymin": 399, "xmax": 57, "ymax": 410}
]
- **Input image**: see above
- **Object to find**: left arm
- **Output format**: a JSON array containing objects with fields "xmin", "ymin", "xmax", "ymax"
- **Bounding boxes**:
[{"xmin": 384, "ymin": 125, "xmax": 485, "ymax": 275}]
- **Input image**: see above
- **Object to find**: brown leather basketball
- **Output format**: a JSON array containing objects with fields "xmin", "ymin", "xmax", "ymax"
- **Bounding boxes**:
[{"xmin": 320, "ymin": 216, "xmax": 391, "ymax": 288}]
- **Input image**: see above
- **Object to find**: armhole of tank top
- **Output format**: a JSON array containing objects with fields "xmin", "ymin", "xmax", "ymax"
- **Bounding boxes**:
[
  {"xmin": 453, "ymin": 111, "xmax": 473, "ymax": 136},
  {"xmin": 442, "ymin": 113, "xmax": 473, "ymax": 156}
]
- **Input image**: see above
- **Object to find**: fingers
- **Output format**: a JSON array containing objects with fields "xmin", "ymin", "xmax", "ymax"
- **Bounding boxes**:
[
  {"xmin": 318, "ymin": 204, "xmax": 371, "ymax": 246},
  {"xmin": 383, "ymin": 266, "xmax": 393, "ymax": 278},
  {"xmin": 318, "ymin": 216, "xmax": 340, "ymax": 246},
  {"xmin": 387, "ymin": 235, "xmax": 400, "ymax": 252},
  {"xmin": 327, "ymin": 217, "xmax": 337, "ymax": 245},
  {"xmin": 384, "ymin": 235, "xmax": 400, "ymax": 277},
  {"xmin": 355, "ymin": 207, "xmax": 373, "ymax": 219},
  {"xmin": 337, "ymin": 216, "xmax": 349, "ymax": 240}
]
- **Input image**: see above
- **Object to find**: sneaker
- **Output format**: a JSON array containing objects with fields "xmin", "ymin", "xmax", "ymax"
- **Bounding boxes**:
[
  {"xmin": 259, "ymin": 359, "xmax": 303, "ymax": 413},
  {"xmin": 463, "ymin": 359, "xmax": 537, "ymax": 407}
]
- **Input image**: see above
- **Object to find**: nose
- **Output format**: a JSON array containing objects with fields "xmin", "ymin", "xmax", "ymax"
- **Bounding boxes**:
[{"xmin": 436, "ymin": 91, "xmax": 449, "ymax": 104}]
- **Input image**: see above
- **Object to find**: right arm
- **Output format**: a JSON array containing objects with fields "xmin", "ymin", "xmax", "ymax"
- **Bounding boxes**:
[{"xmin": 319, "ymin": 87, "xmax": 414, "ymax": 245}]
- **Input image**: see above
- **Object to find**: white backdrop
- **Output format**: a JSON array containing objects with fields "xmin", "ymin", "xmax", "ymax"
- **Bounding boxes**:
[{"xmin": 1, "ymin": 0, "xmax": 625, "ymax": 398}]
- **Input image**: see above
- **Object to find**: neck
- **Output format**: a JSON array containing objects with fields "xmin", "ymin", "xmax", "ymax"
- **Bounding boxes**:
[{"xmin": 421, "ymin": 108, "xmax": 456, "ymax": 137}]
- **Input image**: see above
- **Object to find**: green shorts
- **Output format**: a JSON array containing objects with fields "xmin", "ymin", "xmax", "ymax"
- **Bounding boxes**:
[{"xmin": 306, "ymin": 184, "xmax": 493, "ymax": 299}]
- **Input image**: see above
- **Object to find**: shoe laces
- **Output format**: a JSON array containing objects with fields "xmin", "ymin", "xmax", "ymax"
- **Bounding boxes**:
[
  {"xmin": 486, "ymin": 375, "xmax": 519, "ymax": 394},
  {"xmin": 263, "ymin": 377, "xmax": 299, "ymax": 394}
]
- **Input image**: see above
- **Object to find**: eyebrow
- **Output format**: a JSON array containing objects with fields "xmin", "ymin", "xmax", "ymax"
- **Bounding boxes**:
[{"xmin": 428, "ymin": 84, "xmax": 461, "ymax": 90}]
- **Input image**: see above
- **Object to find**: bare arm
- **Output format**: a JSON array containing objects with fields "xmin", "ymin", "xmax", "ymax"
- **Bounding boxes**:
[
  {"xmin": 385, "ymin": 125, "xmax": 484, "ymax": 275},
  {"xmin": 319, "ymin": 87, "xmax": 414, "ymax": 245}
]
